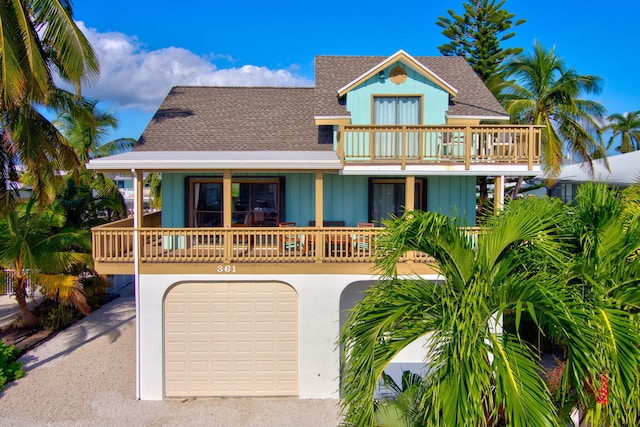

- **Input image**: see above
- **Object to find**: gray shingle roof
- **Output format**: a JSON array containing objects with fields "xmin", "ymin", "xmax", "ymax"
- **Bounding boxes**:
[
  {"xmin": 557, "ymin": 151, "xmax": 640, "ymax": 187},
  {"xmin": 135, "ymin": 55, "xmax": 507, "ymax": 153},
  {"xmin": 314, "ymin": 55, "xmax": 507, "ymax": 118},
  {"xmin": 135, "ymin": 87, "xmax": 328, "ymax": 152}
]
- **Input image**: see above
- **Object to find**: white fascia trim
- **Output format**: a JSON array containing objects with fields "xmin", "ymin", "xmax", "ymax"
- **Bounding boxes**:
[
  {"xmin": 341, "ymin": 164, "xmax": 542, "ymax": 177},
  {"xmin": 86, "ymin": 151, "xmax": 342, "ymax": 172},
  {"xmin": 337, "ymin": 49, "xmax": 458, "ymax": 96},
  {"xmin": 447, "ymin": 115, "xmax": 511, "ymax": 122}
]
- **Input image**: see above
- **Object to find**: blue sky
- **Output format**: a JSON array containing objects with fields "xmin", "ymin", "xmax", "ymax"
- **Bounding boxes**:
[{"xmin": 71, "ymin": 0, "xmax": 640, "ymax": 143}]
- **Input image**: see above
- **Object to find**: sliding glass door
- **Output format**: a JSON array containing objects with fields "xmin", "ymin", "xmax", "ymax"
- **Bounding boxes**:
[{"xmin": 373, "ymin": 96, "xmax": 420, "ymax": 158}]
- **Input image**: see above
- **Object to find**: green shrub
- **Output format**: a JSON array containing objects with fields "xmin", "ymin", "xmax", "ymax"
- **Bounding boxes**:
[
  {"xmin": 42, "ymin": 304, "xmax": 79, "ymax": 331},
  {"xmin": 81, "ymin": 274, "xmax": 110, "ymax": 309},
  {"xmin": 0, "ymin": 340, "xmax": 24, "ymax": 391}
]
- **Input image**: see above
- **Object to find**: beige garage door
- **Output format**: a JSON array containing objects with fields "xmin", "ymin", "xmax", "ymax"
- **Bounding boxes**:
[{"xmin": 164, "ymin": 282, "xmax": 298, "ymax": 397}]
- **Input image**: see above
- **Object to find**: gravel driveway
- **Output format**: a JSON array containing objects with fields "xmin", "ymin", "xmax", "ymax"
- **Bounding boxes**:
[{"xmin": 0, "ymin": 288, "xmax": 342, "ymax": 426}]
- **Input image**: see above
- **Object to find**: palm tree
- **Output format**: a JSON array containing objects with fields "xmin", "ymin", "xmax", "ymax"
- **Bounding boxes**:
[
  {"xmin": 340, "ymin": 186, "xmax": 640, "ymax": 426},
  {"xmin": 0, "ymin": 198, "xmax": 92, "ymax": 327},
  {"xmin": 54, "ymin": 99, "xmax": 136, "ymax": 220},
  {"xmin": 340, "ymin": 197, "xmax": 575, "ymax": 426},
  {"xmin": 0, "ymin": 1, "xmax": 99, "ymax": 208},
  {"xmin": 501, "ymin": 41, "xmax": 606, "ymax": 180},
  {"xmin": 603, "ymin": 110, "xmax": 640, "ymax": 153},
  {"xmin": 555, "ymin": 183, "xmax": 640, "ymax": 425}
]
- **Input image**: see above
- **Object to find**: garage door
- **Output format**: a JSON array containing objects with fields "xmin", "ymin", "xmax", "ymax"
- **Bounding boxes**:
[{"xmin": 164, "ymin": 281, "xmax": 298, "ymax": 397}]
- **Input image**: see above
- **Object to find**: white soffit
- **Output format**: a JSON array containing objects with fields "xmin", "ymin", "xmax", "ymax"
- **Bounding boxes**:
[{"xmin": 86, "ymin": 151, "xmax": 342, "ymax": 171}]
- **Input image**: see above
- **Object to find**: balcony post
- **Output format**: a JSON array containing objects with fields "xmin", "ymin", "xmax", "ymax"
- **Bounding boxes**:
[
  {"xmin": 337, "ymin": 125, "xmax": 345, "ymax": 167},
  {"xmin": 464, "ymin": 126, "xmax": 471, "ymax": 170},
  {"xmin": 401, "ymin": 126, "xmax": 407, "ymax": 170},
  {"xmin": 223, "ymin": 170, "xmax": 232, "ymax": 228},
  {"xmin": 315, "ymin": 171, "xmax": 324, "ymax": 261},
  {"xmin": 494, "ymin": 175, "xmax": 505, "ymax": 214},
  {"xmin": 405, "ymin": 175, "xmax": 415, "ymax": 212},
  {"xmin": 528, "ymin": 126, "xmax": 534, "ymax": 170}
]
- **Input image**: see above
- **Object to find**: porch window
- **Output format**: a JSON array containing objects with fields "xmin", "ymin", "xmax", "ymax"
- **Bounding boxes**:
[
  {"xmin": 232, "ymin": 181, "xmax": 280, "ymax": 226},
  {"xmin": 188, "ymin": 178, "xmax": 282, "ymax": 227},
  {"xmin": 369, "ymin": 178, "xmax": 425, "ymax": 224},
  {"xmin": 192, "ymin": 181, "xmax": 223, "ymax": 227}
]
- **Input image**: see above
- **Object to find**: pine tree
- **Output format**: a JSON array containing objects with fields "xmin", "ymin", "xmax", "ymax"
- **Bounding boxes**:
[{"xmin": 437, "ymin": 0, "xmax": 525, "ymax": 85}]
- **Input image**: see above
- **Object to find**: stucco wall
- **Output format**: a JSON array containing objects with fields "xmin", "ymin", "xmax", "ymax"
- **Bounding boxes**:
[{"xmin": 136, "ymin": 273, "xmax": 440, "ymax": 400}]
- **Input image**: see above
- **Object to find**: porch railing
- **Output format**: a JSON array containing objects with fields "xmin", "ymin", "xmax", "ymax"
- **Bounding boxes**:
[
  {"xmin": 92, "ymin": 226, "xmax": 481, "ymax": 265},
  {"xmin": 338, "ymin": 124, "xmax": 542, "ymax": 170}
]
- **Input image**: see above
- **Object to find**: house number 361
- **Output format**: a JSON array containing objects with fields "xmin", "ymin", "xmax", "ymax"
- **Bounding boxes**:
[{"xmin": 216, "ymin": 265, "xmax": 236, "ymax": 273}]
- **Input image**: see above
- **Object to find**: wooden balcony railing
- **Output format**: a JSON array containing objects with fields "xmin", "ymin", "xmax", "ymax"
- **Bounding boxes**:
[
  {"xmin": 338, "ymin": 124, "xmax": 542, "ymax": 170},
  {"xmin": 92, "ymin": 226, "xmax": 481, "ymax": 265}
]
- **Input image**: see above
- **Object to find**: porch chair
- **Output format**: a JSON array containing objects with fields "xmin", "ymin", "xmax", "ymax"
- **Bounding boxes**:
[
  {"xmin": 353, "ymin": 222, "xmax": 375, "ymax": 256},
  {"xmin": 278, "ymin": 222, "xmax": 303, "ymax": 253}
]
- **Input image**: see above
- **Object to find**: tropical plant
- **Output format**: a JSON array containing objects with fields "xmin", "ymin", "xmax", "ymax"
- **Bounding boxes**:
[
  {"xmin": 501, "ymin": 41, "xmax": 606, "ymax": 180},
  {"xmin": 340, "ymin": 197, "xmax": 575, "ymax": 426},
  {"xmin": 145, "ymin": 172, "xmax": 162, "ymax": 210},
  {"xmin": 0, "ymin": 0, "xmax": 99, "ymax": 209},
  {"xmin": 553, "ymin": 183, "xmax": 640, "ymax": 425},
  {"xmin": 375, "ymin": 370, "xmax": 426, "ymax": 427},
  {"xmin": 0, "ymin": 197, "xmax": 92, "ymax": 327},
  {"xmin": 603, "ymin": 110, "xmax": 640, "ymax": 153},
  {"xmin": 54, "ymin": 99, "xmax": 136, "ymax": 220},
  {"xmin": 0, "ymin": 340, "xmax": 23, "ymax": 391}
]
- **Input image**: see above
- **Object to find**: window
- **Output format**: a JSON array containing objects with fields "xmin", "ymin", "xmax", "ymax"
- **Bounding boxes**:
[
  {"xmin": 373, "ymin": 96, "xmax": 420, "ymax": 125},
  {"xmin": 192, "ymin": 181, "xmax": 222, "ymax": 227},
  {"xmin": 369, "ymin": 178, "xmax": 425, "ymax": 223},
  {"xmin": 373, "ymin": 96, "xmax": 421, "ymax": 159},
  {"xmin": 232, "ymin": 182, "xmax": 280, "ymax": 226},
  {"xmin": 188, "ymin": 178, "xmax": 282, "ymax": 227}
]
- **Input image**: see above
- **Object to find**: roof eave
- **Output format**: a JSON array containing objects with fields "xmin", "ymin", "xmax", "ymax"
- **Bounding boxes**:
[{"xmin": 336, "ymin": 50, "xmax": 458, "ymax": 98}]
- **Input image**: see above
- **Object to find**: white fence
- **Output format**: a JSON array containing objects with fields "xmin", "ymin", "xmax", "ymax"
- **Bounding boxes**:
[{"xmin": 1, "ymin": 270, "xmax": 32, "ymax": 295}]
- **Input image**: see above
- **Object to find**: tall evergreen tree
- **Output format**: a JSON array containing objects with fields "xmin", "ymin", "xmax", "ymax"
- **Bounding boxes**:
[{"xmin": 436, "ymin": 0, "xmax": 525, "ymax": 87}]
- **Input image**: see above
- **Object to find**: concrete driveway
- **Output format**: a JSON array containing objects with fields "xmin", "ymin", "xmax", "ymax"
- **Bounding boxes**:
[{"xmin": 0, "ymin": 287, "xmax": 342, "ymax": 426}]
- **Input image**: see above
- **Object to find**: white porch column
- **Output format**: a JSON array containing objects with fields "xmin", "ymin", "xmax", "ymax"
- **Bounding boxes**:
[{"xmin": 132, "ymin": 169, "xmax": 143, "ymax": 399}]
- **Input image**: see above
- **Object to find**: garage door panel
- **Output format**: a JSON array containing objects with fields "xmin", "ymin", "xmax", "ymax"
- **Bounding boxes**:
[{"xmin": 165, "ymin": 281, "xmax": 298, "ymax": 397}]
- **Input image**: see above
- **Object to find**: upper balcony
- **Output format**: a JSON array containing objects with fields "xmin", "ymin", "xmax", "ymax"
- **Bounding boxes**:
[{"xmin": 337, "ymin": 124, "xmax": 541, "ymax": 170}]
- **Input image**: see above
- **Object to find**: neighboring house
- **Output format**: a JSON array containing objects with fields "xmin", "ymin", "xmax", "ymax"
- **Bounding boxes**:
[
  {"xmin": 87, "ymin": 50, "xmax": 542, "ymax": 401},
  {"xmin": 551, "ymin": 151, "xmax": 640, "ymax": 202}
]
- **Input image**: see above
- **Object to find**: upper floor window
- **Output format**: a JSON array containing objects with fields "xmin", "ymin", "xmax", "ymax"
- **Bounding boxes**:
[{"xmin": 373, "ymin": 96, "xmax": 420, "ymax": 125}]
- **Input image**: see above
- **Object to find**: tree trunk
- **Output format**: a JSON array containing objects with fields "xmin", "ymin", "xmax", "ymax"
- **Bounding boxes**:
[
  {"xmin": 510, "ymin": 176, "xmax": 524, "ymax": 200},
  {"xmin": 13, "ymin": 275, "xmax": 39, "ymax": 327}
]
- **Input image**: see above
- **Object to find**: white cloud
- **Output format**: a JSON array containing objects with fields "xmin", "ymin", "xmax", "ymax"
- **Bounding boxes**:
[{"xmin": 74, "ymin": 22, "xmax": 313, "ymax": 112}]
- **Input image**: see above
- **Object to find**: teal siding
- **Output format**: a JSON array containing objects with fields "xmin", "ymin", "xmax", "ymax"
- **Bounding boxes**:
[
  {"xmin": 323, "ymin": 175, "xmax": 369, "ymax": 226},
  {"xmin": 283, "ymin": 173, "xmax": 315, "ymax": 225},
  {"xmin": 427, "ymin": 176, "xmax": 476, "ymax": 225},
  {"xmin": 345, "ymin": 62, "xmax": 450, "ymax": 125},
  {"xmin": 161, "ymin": 173, "xmax": 186, "ymax": 227},
  {"xmin": 160, "ymin": 172, "xmax": 475, "ymax": 227}
]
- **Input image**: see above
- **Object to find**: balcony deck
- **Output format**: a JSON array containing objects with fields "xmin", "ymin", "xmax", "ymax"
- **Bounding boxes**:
[
  {"xmin": 339, "ymin": 124, "xmax": 541, "ymax": 169},
  {"xmin": 92, "ymin": 219, "xmax": 478, "ymax": 275}
]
